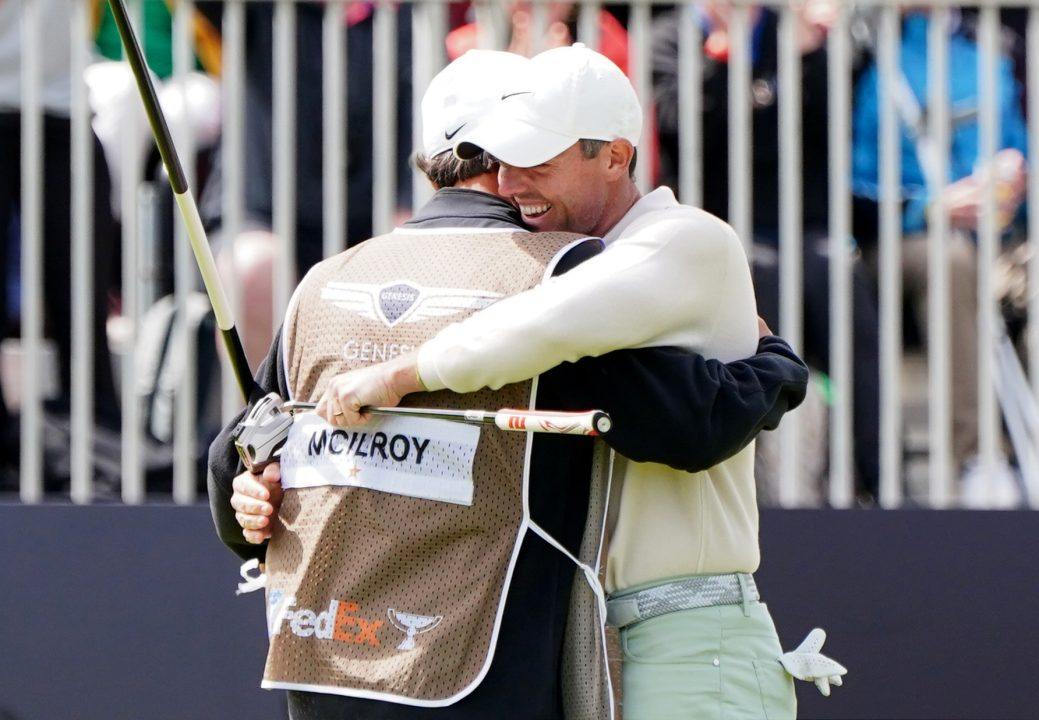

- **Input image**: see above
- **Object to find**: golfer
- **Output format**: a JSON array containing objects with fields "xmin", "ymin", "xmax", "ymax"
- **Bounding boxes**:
[
  {"xmin": 317, "ymin": 44, "xmax": 846, "ymax": 719},
  {"xmin": 215, "ymin": 50, "xmax": 811, "ymax": 719}
]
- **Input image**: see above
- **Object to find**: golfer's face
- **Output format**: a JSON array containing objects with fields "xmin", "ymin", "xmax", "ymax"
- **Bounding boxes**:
[{"xmin": 496, "ymin": 143, "xmax": 609, "ymax": 235}]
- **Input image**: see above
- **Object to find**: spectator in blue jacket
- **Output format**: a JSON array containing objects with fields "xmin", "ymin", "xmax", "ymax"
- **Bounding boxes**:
[{"xmin": 852, "ymin": 10, "xmax": 1028, "ymax": 486}]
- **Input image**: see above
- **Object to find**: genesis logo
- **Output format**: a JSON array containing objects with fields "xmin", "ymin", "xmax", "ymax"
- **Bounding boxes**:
[
  {"xmin": 501, "ymin": 91, "xmax": 533, "ymax": 101},
  {"xmin": 444, "ymin": 123, "xmax": 466, "ymax": 140},
  {"xmin": 322, "ymin": 280, "xmax": 503, "ymax": 327},
  {"xmin": 377, "ymin": 283, "xmax": 421, "ymax": 325}
]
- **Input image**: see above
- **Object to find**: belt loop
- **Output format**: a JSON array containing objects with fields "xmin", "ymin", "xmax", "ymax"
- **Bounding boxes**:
[{"xmin": 736, "ymin": 573, "xmax": 751, "ymax": 617}]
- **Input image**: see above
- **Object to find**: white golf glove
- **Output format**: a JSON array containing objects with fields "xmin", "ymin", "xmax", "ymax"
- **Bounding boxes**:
[{"xmin": 777, "ymin": 628, "xmax": 847, "ymax": 696}]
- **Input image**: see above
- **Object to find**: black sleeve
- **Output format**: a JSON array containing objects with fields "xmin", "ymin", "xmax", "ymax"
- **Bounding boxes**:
[
  {"xmin": 206, "ymin": 327, "xmax": 290, "ymax": 562},
  {"xmin": 539, "ymin": 336, "xmax": 808, "ymax": 473}
]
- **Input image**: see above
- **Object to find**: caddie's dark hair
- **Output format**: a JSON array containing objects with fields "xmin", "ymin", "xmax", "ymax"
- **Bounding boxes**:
[
  {"xmin": 414, "ymin": 150, "xmax": 499, "ymax": 188},
  {"xmin": 578, "ymin": 138, "xmax": 637, "ymax": 179}
]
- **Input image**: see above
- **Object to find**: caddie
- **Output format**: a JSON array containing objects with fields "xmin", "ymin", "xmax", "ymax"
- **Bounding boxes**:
[
  {"xmin": 212, "ymin": 50, "xmax": 810, "ymax": 720},
  {"xmin": 317, "ymin": 44, "xmax": 847, "ymax": 719}
]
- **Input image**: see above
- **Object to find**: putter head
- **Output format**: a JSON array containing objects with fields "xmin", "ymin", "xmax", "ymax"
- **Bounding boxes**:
[{"xmin": 232, "ymin": 392, "xmax": 295, "ymax": 472}]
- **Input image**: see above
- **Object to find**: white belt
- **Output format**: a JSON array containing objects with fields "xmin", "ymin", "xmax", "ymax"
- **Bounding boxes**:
[{"xmin": 605, "ymin": 573, "xmax": 759, "ymax": 629}]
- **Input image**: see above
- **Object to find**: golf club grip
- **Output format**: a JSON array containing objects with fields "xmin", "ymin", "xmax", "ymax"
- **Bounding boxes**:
[
  {"xmin": 493, "ymin": 409, "xmax": 612, "ymax": 436},
  {"xmin": 281, "ymin": 402, "xmax": 611, "ymax": 435}
]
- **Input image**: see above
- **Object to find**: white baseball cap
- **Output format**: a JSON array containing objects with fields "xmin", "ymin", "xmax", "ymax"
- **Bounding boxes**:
[
  {"xmin": 421, "ymin": 50, "xmax": 531, "ymax": 159},
  {"xmin": 455, "ymin": 43, "xmax": 642, "ymax": 168}
]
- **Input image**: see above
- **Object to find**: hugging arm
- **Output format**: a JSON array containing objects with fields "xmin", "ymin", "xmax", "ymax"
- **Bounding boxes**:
[{"xmin": 542, "ymin": 336, "xmax": 808, "ymax": 472}]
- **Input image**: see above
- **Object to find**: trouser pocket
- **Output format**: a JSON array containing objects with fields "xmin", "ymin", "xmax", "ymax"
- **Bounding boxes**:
[
  {"xmin": 620, "ymin": 611, "xmax": 722, "ymax": 720},
  {"xmin": 621, "ymin": 655, "xmax": 722, "ymax": 720},
  {"xmin": 752, "ymin": 658, "xmax": 797, "ymax": 720},
  {"xmin": 619, "ymin": 603, "xmax": 798, "ymax": 720}
]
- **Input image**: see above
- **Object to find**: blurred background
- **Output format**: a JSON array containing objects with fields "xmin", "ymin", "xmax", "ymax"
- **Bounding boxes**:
[{"xmin": 2, "ymin": 1, "xmax": 1039, "ymax": 718}]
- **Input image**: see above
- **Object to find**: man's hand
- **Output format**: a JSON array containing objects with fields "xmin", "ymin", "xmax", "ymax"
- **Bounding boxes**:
[
  {"xmin": 230, "ymin": 463, "xmax": 283, "ymax": 544},
  {"xmin": 315, "ymin": 353, "xmax": 426, "ymax": 427},
  {"xmin": 942, "ymin": 148, "xmax": 1027, "ymax": 231}
]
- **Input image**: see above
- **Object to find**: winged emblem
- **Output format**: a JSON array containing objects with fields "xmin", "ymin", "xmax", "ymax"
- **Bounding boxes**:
[{"xmin": 321, "ymin": 281, "xmax": 503, "ymax": 327}]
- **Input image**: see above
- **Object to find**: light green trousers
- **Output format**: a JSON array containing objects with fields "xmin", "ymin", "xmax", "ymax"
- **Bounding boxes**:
[{"xmin": 618, "ymin": 597, "xmax": 796, "ymax": 720}]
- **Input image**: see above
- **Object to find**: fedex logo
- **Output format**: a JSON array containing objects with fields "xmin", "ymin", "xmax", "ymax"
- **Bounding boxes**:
[{"xmin": 268, "ymin": 591, "xmax": 384, "ymax": 647}]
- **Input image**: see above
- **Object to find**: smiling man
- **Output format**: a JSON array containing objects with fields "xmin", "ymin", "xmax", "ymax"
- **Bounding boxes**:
[
  {"xmin": 214, "ymin": 48, "xmax": 813, "ymax": 720},
  {"xmin": 317, "ymin": 44, "xmax": 846, "ymax": 718}
]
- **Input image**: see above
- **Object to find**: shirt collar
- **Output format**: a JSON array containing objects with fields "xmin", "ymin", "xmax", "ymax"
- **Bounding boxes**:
[
  {"xmin": 404, "ymin": 188, "xmax": 526, "ymax": 230},
  {"xmin": 603, "ymin": 186, "xmax": 679, "ymax": 244}
]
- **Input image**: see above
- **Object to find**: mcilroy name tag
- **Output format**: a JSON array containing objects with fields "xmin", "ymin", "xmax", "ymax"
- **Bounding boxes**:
[{"xmin": 279, "ymin": 412, "xmax": 480, "ymax": 505}]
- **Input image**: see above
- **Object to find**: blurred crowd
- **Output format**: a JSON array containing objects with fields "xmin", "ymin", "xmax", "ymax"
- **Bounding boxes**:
[{"xmin": 0, "ymin": 1, "xmax": 1034, "ymax": 506}]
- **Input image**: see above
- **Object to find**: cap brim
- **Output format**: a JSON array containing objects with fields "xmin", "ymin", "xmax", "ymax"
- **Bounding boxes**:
[{"xmin": 454, "ymin": 117, "xmax": 576, "ymax": 168}]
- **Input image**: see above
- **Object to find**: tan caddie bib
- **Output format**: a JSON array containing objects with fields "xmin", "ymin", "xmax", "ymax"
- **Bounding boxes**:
[{"xmin": 259, "ymin": 228, "xmax": 598, "ymax": 707}]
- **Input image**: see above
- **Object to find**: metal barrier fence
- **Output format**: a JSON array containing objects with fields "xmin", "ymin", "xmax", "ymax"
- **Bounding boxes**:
[{"xmin": 8, "ymin": 0, "xmax": 1039, "ymax": 508}]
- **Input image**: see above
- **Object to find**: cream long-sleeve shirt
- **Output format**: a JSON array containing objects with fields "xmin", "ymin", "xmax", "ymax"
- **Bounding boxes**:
[{"xmin": 417, "ymin": 187, "xmax": 761, "ymax": 592}]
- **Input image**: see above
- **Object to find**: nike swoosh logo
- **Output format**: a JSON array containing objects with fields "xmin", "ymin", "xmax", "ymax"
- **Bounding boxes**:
[
  {"xmin": 501, "ymin": 91, "xmax": 533, "ymax": 100},
  {"xmin": 444, "ymin": 123, "xmax": 466, "ymax": 140}
]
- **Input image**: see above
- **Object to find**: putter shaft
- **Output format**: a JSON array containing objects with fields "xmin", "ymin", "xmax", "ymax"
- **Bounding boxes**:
[{"xmin": 282, "ymin": 402, "xmax": 612, "ymax": 436}]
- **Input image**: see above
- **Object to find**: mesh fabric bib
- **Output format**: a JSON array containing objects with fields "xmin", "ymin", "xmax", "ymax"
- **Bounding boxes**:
[{"xmin": 260, "ymin": 228, "xmax": 610, "ymax": 709}]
